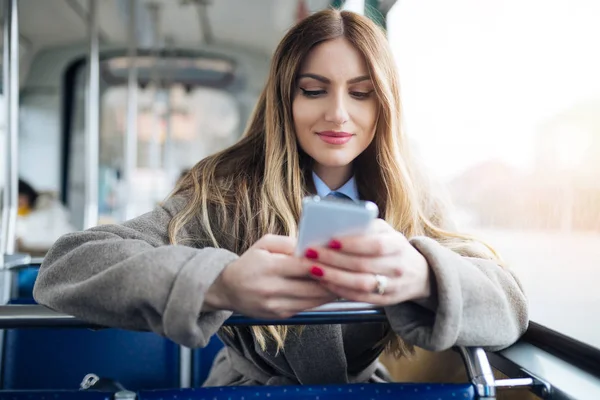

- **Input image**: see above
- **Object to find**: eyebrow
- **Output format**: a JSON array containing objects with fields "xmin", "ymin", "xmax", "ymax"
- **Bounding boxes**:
[{"xmin": 297, "ymin": 73, "xmax": 371, "ymax": 84}]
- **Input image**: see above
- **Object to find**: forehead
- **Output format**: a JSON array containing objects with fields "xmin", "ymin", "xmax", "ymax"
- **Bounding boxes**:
[{"xmin": 299, "ymin": 37, "xmax": 369, "ymax": 79}]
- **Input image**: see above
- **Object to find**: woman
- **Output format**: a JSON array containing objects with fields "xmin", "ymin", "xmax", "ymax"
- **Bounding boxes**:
[{"xmin": 34, "ymin": 9, "xmax": 528, "ymax": 386}]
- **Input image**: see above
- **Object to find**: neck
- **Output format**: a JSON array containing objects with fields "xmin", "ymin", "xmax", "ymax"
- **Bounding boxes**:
[{"xmin": 313, "ymin": 164, "xmax": 353, "ymax": 190}]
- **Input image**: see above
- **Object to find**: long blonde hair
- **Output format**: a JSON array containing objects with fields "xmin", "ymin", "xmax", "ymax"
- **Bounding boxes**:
[{"xmin": 168, "ymin": 9, "xmax": 499, "ymax": 357}]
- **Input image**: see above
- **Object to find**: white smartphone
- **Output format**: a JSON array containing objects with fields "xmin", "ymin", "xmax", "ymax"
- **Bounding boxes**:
[{"xmin": 295, "ymin": 196, "xmax": 379, "ymax": 257}]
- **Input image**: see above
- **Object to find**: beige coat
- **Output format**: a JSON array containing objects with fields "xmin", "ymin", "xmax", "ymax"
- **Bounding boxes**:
[{"xmin": 33, "ymin": 195, "xmax": 529, "ymax": 386}]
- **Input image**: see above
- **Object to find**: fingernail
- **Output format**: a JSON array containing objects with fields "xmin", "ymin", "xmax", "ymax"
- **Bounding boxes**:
[
  {"xmin": 310, "ymin": 266, "xmax": 324, "ymax": 277},
  {"xmin": 305, "ymin": 249, "xmax": 318, "ymax": 259},
  {"xmin": 328, "ymin": 240, "xmax": 342, "ymax": 250}
]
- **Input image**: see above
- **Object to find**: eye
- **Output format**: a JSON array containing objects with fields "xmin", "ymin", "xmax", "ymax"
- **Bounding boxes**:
[
  {"xmin": 350, "ymin": 90, "xmax": 373, "ymax": 100},
  {"xmin": 300, "ymin": 88, "xmax": 326, "ymax": 98}
]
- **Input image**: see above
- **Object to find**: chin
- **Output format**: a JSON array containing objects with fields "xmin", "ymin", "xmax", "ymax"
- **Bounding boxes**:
[{"xmin": 312, "ymin": 154, "xmax": 356, "ymax": 168}]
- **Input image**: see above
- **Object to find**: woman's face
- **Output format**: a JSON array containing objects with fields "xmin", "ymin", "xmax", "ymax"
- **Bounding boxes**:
[{"xmin": 292, "ymin": 38, "xmax": 378, "ymax": 177}]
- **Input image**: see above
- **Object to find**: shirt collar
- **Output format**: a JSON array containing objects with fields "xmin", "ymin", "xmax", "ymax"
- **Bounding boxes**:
[{"xmin": 312, "ymin": 171, "xmax": 359, "ymax": 201}]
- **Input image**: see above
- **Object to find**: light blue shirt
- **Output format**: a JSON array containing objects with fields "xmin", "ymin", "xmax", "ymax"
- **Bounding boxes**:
[{"xmin": 312, "ymin": 171, "xmax": 359, "ymax": 201}]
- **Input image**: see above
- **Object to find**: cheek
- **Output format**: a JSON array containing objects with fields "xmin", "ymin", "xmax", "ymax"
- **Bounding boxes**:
[
  {"xmin": 353, "ymin": 101, "xmax": 378, "ymax": 138},
  {"xmin": 293, "ymin": 98, "xmax": 317, "ymax": 136}
]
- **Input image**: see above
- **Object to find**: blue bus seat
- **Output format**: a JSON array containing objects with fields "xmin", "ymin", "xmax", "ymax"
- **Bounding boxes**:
[
  {"xmin": 0, "ymin": 383, "xmax": 476, "ymax": 400},
  {"xmin": 137, "ymin": 383, "xmax": 475, "ymax": 399},
  {"xmin": 0, "ymin": 391, "xmax": 116, "ymax": 400},
  {"xmin": 192, "ymin": 335, "xmax": 224, "ymax": 387},
  {"xmin": 2, "ymin": 269, "xmax": 478, "ymax": 398},
  {"xmin": 11, "ymin": 265, "xmax": 228, "ymax": 389},
  {"xmin": 15, "ymin": 266, "xmax": 39, "ymax": 298},
  {"xmin": 2, "ymin": 299, "xmax": 180, "ymax": 390}
]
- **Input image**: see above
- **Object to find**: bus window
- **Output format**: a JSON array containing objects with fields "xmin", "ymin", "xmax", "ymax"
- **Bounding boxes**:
[
  {"xmin": 67, "ymin": 63, "xmax": 241, "ymax": 227},
  {"xmin": 99, "ymin": 84, "xmax": 240, "ymax": 223},
  {"xmin": 387, "ymin": 0, "xmax": 600, "ymax": 349}
]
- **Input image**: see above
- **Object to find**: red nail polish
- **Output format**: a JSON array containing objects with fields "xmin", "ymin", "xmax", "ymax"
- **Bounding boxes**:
[
  {"xmin": 305, "ymin": 249, "xmax": 318, "ymax": 259},
  {"xmin": 310, "ymin": 266, "xmax": 324, "ymax": 277},
  {"xmin": 328, "ymin": 240, "xmax": 342, "ymax": 250}
]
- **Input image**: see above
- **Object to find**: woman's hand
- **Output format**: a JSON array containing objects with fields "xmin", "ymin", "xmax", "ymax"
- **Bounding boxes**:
[
  {"xmin": 205, "ymin": 234, "xmax": 338, "ymax": 319},
  {"xmin": 304, "ymin": 219, "xmax": 433, "ymax": 306}
]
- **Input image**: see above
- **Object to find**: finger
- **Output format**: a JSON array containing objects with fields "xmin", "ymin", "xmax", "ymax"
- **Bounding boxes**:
[
  {"xmin": 367, "ymin": 218, "xmax": 394, "ymax": 234},
  {"xmin": 309, "ymin": 262, "xmax": 395, "ymax": 295},
  {"xmin": 275, "ymin": 278, "xmax": 338, "ymax": 300},
  {"xmin": 321, "ymin": 232, "xmax": 402, "ymax": 258},
  {"xmin": 281, "ymin": 297, "xmax": 340, "ymax": 316},
  {"xmin": 255, "ymin": 234, "xmax": 296, "ymax": 255},
  {"xmin": 270, "ymin": 256, "xmax": 341, "ymax": 280},
  {"xmin": 306, "ymin": 247, "xmax": 402, "ymax": 277},
  {"xmin": 269, "ymin": 256, "xmax": 321, "ymax": 278}
]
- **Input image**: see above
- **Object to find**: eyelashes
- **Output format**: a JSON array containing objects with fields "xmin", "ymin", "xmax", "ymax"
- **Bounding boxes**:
[
  {"xmin": 349, "ymin": 91, "xmax": 373, "ymax": 99},
  {"xmin": 299, "ymin": 88, "xmax": 373, "ymax": 100},
  {"xmin": 300, "ymin": 88, "xmax": 326, "ymax": 98}
]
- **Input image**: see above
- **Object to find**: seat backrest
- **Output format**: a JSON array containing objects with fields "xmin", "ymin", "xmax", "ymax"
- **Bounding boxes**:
[
  {"xmin": 137, "ymin": 383, "xmax": 476, "ymax": 399},
  {"xmin": 192, "ymin": 334, "xmax": 224, "ymax": 386},
  {"xmin": 12, "ymin": 266, "xmax": 223, "ymax": 389},
  {"xmin": 15, "ymin": 266, "xmax": 39, "ymax": 298},
  {"xmin": 2, "ymin": 325, "xmax": 180, "ymax": 390},
  {"xmin": 0, "ymin": 391, "xmax": 115, "ymax": 400},
  {"xmin": 2, "ymin": 295, "xmax": 180, "ymax": 390},
  {"xmin": 0, "ymin": 383, "xmax": 476, "ymax": 400}
]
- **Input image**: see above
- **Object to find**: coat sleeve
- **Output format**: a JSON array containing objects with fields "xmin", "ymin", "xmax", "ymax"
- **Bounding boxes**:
[
  {"xmin": 384, "ymin": 236, "xmax": 529, "ymax": 352},
  {"xmin": 33, "ymin": 196, "xmax": 239, "ymax": 348}
]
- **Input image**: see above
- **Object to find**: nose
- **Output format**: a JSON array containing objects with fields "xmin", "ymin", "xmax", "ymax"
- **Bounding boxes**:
[{"xmin": 324, "ymin": 92, "xmax": 349, "ymax": 126}]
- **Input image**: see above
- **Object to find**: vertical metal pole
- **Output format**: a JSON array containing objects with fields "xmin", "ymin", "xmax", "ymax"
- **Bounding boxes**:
[
  {"xmin": 123, "ymin": 0, "xmax": 138, "ymax": 221},
  {"xmin": 162, "ymin": 37, "xmax": 175, "ymax": 188},
  {"xmin": 0, "ymin": 0, "xmax": 11, "ymax": 259},
  {"xmin": 179, "ymin": 346, "xmax": 192, "ymax": 388},
  {"xmin": 0, "ymin": 0, "xmax": 20, "ymax": 381},
  {"xmin": 163, "ymin": 87, "xmax": 174, "ymax": 186},
  {"xmin": 84, "ymin": 0, "xmax": 100, "ymax": 229},
  {"xmin": 1, "ymin": 0, "xmax": 19, "ymax": 257},
  {"xmin": 147, "ymin": 3, "xmax": 163, "ymax": 203}
]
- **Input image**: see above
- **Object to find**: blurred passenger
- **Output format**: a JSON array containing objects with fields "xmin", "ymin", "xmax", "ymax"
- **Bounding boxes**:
[
  {"xmin": 34, "ymin": 10, "xmax": 528, "ymax": 386},
  {"xmin": 16, "ymin": 179, "xmax": 76, "ymax": 256}
]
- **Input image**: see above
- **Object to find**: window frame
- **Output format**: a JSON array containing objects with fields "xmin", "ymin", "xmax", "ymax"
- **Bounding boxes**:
[{"xmin": 60, "ymin": 48, "xmax": 242, "ymax": 207}]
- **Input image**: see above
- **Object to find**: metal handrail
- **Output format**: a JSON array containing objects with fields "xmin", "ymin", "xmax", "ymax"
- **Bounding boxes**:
[
  {"xmin": 0, "ymin": 303, "xmax": 547, "ymax": 398},
  {"xmin": 30, "ymin": 257, "xmax": 45, "ymax": 265},
  {"xmin": 459, "ymin": 347, "xmax": 497, "ymax": 398},
  {"xmin": 0, "ymin": 255, "xmax": 42, "ymax": 271},
  {"xmin": 0, "ymin": 303, "xmax": 384, "ymax": 329},
  {"xmin": 0, "ymin": 304, "xmax": 91, "ymax": 329},
  {"xmin": 458, "ymin": 346, "xmax": 548, "ymax": 398},
  {"xmin": 2, "ymin": 253, "xmax": 32, "ymax": 270}
]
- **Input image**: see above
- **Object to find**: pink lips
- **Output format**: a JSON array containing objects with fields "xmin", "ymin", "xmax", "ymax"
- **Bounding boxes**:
[{"xmin": 316, "ymin": 131, "xmax": 353, "ymax": 145}]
